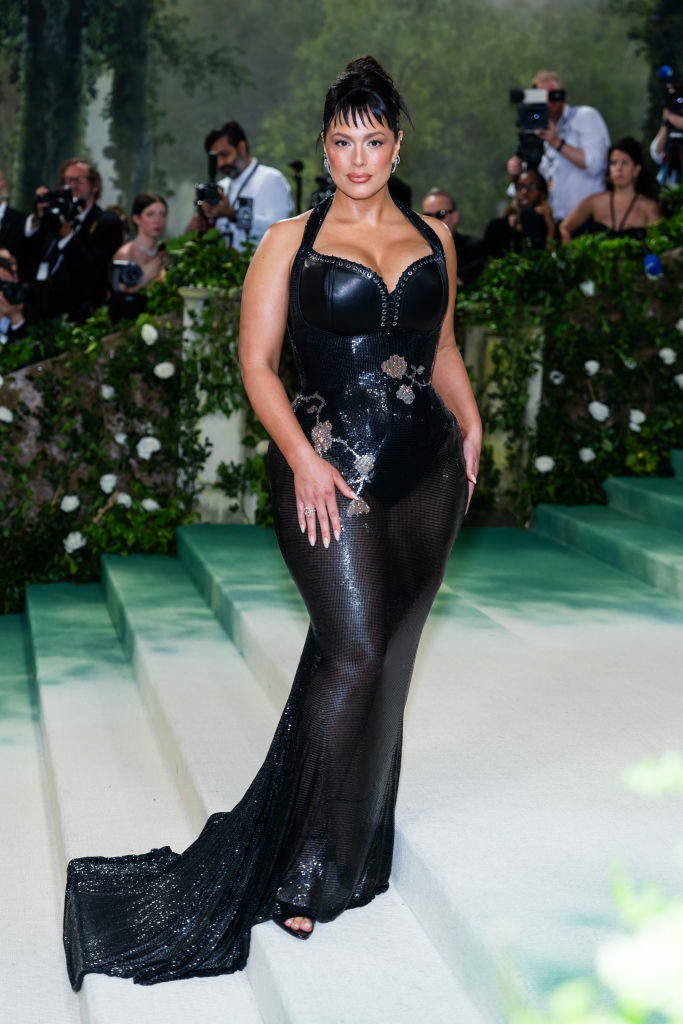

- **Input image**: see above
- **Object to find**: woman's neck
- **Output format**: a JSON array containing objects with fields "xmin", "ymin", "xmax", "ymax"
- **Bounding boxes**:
[
  {"xmin": 134, "ymin": 231, "xmax": 157, "ymax": 256},
  {"xmin": 329, "ymin": 185, "xmax": 395, "ymax": 225}
]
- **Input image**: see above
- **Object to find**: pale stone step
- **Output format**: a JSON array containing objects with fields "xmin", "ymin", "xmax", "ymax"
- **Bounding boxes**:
[
  {"xmin": 102, "ymin": 552, "xmax": 486, "ymax": 1024},
  {"xmin": 0, "ymin": 616, "xmax": 79, "ymax": 1024},
  {"xmin": 25, "ymin": 583, "xmax": 264, "ymax": 1024}
]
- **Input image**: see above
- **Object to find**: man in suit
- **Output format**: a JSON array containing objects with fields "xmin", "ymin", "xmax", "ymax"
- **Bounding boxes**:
[
  {"xmin": 24, "ymin": 157, "xmax": 123, "ymax": 322},
  {"xmin": 421, "ymin": 188, "xmax": 485, "ymax": 285},
  {"xmin": 0, "ymin": 167, "xmax": 26, "ymax": 271}
]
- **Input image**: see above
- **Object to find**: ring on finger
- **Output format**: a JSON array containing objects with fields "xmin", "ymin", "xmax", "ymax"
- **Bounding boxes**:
[{"xmin": 303, "ymin": 506, "xmax": 316, "ymax": 518}]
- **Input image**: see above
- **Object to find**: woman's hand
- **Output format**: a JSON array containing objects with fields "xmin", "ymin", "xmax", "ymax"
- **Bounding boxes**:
[
  {"xmin": 462, "ymin": 432, "xmax": 481, "ymax": 514},
  {"xmin": 292, "ymin": 447, "xmax": 357, "ymax": 547}
]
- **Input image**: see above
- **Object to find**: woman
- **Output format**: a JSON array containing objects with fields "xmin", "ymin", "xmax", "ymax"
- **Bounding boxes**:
[
  {"xmin": 559, "ymin": 137, "xmax": 660, "ymax": 243},
  {"xmin": 63, "ymin": 56, "xmax": 480, "ymax": 987},
  {"xmin": 482, "ymin": 169, "xmax": 555, "ymax": 260},
  {"xmin": 108, "ymin": 193, "xmax": 167, "ymax": 321}
]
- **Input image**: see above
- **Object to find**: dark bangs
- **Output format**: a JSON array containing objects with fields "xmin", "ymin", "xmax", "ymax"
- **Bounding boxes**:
[{"xmin": 323, "ymin": 90, "xmax": 399, "ymax": 138}]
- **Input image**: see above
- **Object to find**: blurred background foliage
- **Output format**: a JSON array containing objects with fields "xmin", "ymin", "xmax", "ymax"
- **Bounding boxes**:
[{"xmin": 0, "ymin": 0, "xmax": 681, "ymax": 233}]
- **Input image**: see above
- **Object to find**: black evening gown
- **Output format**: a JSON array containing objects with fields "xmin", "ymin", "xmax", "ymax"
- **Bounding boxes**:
[{"xmin": 63, "ymin": 196, "xmax": 469, "ymax": 990}]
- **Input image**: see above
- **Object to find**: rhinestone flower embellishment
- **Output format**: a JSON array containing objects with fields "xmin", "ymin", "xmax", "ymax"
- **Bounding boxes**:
[
  {"xmin": 354, "ymin": 454, "xmax": 375, "ymax": 478},
  {"xmin": 348, "ymin": 496, "xmax": 370, "ymax": 516},
  {"xmin": 381, "ymin": 354, "xmax": 408, "ymax": 378},
  {"xmin": 397, "ymin": 384, "xmax": 415, "ymax": 404},
  {"xmin": 311, "ymin": 420, "xmax": 333, "ymax": 454}
]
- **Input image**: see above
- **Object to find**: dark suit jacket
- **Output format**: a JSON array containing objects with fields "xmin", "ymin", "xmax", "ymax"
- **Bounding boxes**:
[
  {"xmin": 27, "ymin": 203, "xmax": 124, "ymax": 322},
  {"xmin": 0, "ymin": 204, "xmax": 27, "ymax": 270}
]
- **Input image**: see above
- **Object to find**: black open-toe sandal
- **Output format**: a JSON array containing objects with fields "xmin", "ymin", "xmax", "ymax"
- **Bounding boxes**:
[{"xmin": 272, "ymin": 913, "xmax": 315, "ymax": 940}]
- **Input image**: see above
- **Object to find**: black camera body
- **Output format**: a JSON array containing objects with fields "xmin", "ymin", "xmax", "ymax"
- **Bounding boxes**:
[
  {"xmin": 509, "ymin": 87, "xmax": 556, "ymax": 169},
  {"xmin": 195, "ymin": 151, "xmax": 221, "ymax": 209},
  {"xmin": 38, "ymin": 187, "xmax": 85, "ymax": 228},
  {"xmin": 0, "ymin": 278, "xmax": 26, "ymax": 305},
  {"xmin": 109, "ymin": 260, "xmax": 143, "ymax": 291}
]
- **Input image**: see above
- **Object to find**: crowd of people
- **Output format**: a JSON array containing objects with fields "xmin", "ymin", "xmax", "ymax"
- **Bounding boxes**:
[{"xmin": 0, "ymin": 65, "xmax": 679, "ymax": 346}]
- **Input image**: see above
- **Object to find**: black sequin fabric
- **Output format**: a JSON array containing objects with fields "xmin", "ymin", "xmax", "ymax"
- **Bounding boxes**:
[{"xmin": 63, "ymin": 196, "xmax": 468, "ymax": 990}]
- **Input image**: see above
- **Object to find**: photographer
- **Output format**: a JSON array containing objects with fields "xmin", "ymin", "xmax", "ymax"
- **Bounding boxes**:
[
  {"xmin": 507, "ymin": 70, "xmax": 610, "ymax": 223},
  {"xmin": 23, "ymin": 157, "xmax": 123, "ymax": 322},
  {"xmin": 0, "ymin": 254, "xmax": 30, "ymax": 345},
  {"xmin": 483, "ymin": 170, "xmax": 555, "ymax": 259},
  {"xmin": 108, "ymin": 193, "xmax": 168, "ymax": 323},
  {"xmin": 0, "ymin": 167, "xmax": 26, "ymax": 273},
  {"xmin": 189, "ymin": 120, "xmax": 292, "ymax": 251},
  {"xmin": 650, "ymin": 80, "xmax": 683, "ymax": 185}
]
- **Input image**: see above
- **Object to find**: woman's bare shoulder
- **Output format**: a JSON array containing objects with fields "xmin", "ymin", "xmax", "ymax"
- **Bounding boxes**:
[
  {"xmin": 258, "ymin": 209, "xmax": 313, "ymax": 255},
  {"xmin": 417, "ymin": 212, "xmax": 455, "ymax": 254}
]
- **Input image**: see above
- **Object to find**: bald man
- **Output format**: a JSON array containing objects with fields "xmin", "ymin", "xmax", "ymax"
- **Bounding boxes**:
[{"xmin": 421, "ymin": 188, "xmax": 485, "ymax": 285}]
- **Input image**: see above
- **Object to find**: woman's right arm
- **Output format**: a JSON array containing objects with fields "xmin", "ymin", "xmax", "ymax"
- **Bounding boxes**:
[
  {"xmin": 559, "ymin": 194, "xmax": 595, "ymax": 244},
  {"xmin": 239, "ymin": 218, "xmax": 355, "ymax": 548}
]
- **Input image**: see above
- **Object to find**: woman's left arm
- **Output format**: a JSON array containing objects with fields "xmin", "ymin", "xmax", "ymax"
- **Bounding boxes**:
[{"xmin": 427, "ymin": 218, "xmax": 482, "ymax": 511}]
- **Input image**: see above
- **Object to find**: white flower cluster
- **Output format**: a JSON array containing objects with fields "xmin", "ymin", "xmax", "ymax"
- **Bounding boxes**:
[
  {"xmin": 153, "ymin": 362, "xmax": 175, "ymax": 379},
  {"xmin": 141, "ymin": 324, "xmax": 158, "ymax": 346},
  {"xmin": 255, "ymin": 439, "xmax": 270, "ymax": 456},
  {"xmin": 588, "ymin": 401, "xmax": 609, "ymax": 422},
  {"xmin": 63, "ymin": 531, "xmax": 86, "ymax": 554},
  {"xmin": 0, "ymin": 406, "xmax": 13, "ymax": 423},
  {"xmin": 136, "ymin": 436, "xmax": 161, "ymax": 460},
  {"xmin": 100, "ymin": 473, "xmax": 117, "ymax": 494},
  {"xmin": 658, "ymin": 347, "xmax": 676, "ymax": 365},
  {"xmin": 584, "ymin": 360, "xmax": 600, "ymax": 376},
  {"xmin": 629, "ymin": 408, "xmax": 646, "ymax": 432},
  {"xmin": 60, "ymin": 494, "xmax": 80, "ymax": 512},
  {"xmin": 579, "ymin": 280, "xmax": 595, "ymax": 297},
  {"xmin": 549, "ymin": 370, "xmax": 565, "ymax": 385},
  {"xmin": 534, "ymin": 455, "xmax": 555, "ymax": 473},
  {"xmin": 100, "ymin": 384, "xmax": 115, "ymax": 400},
  {"xmin": 579, "ymin": 447, "xmax": 596, "ymax": 463}
]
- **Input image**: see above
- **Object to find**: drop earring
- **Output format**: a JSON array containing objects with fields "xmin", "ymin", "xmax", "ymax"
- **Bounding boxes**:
[
  {"xmin": 392, "ymin": 154, "xmax": 401, "ymax": 174},
  {"xmin": 323, "ymin": 155, "xmax": 330, "ymax": 173}
]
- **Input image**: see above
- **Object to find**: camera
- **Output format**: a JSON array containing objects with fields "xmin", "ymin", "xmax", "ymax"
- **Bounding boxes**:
[
  {"xmin": 509, "ymin": 87, "xmax": 564, "ymax": 169},
  {"xmin": 195, "ymin": 151, "xmax": 222, "ymax": 209},
  {"xmin": 38, "ymin": 186, "xmax": 85, "ymax": 228},
  {"xmin": 0, "ymin": 278, "xmax": 26, "ymax": 305},
  {"xmin": 109, "ymin": 260, "xmax": 143, "ymax": 291},
  {"xmin": 658, "ymin": 66, "xmax": 683, "ymax": 117}
]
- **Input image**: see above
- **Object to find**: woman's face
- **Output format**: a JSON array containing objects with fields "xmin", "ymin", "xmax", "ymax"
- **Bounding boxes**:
[
  {"xmin": 134, "ymin": 201, "xmax": 167, "ymax": 238},
  {"xmin": 515, "ymin": 172, "xmax": 545, "ymax": 209},
  {"xmin": 323, "ymin": 114, "xmax": 401, "ymax": 199},
  {"xmin": 608, "ymin": 150, "xmax": 640, "ymax": 188}
]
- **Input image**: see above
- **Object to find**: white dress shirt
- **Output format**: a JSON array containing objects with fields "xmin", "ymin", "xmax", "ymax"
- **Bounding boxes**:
[
  {"xmin": 538, "ymin": 104, "xmax": 610, "ymax": 220},
  {"xmin": 216, "ymin": 159, "xmax": 293, "ymax": 252}
]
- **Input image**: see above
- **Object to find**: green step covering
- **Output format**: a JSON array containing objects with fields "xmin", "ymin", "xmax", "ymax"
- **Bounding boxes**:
[
  {"xmin": 0, "ymin": 616, "xmax": 33, "ymax": 734},
  {"xmin": 535, "ymin": 504, "xmax": 683, "ymax": 600},
  {"xmin": 603, "ymin": 476, "xmax": 683, "ymax": 533},
  {"xmin": 672, "ymin": 448, "xmax": 683, "ymax": 479}
]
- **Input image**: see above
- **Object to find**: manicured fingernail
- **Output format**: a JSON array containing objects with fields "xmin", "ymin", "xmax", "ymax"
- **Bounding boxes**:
[
  {"xmin": 309, "ymin": 535, "xmax": 315, "ymax": 546},
  {"xmin": 323, "ymin": 536, "xmax": 329, "ymax": 548},
  {"xmin": 300, "ymin": 522, "xmax": 306, "ymax": 533},
  {"xmin": 334, "ymin": 529, "xmax": 340, "ymax": 541}
]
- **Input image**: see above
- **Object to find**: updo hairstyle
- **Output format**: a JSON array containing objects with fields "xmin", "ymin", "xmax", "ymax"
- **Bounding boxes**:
[
  {"xmin": 132, "ymin": 192, "xmax": 168, "ymax": 217},
  {"xmin": 321, "ymin": 56, "xmax": 410, "ymax": 140}
]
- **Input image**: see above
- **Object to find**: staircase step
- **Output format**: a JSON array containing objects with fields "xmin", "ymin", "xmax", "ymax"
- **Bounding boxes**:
[
  {"xmin": 25, "ymin": 583, "xmax": 263, "ymax": 1024},
  {"xmin": 672, "ymin": 448, "xmax": 683, "ymax": 479},
  {"xmin": 178, "ymin": 523, "xmax": 683, "ymax": 1016},
  {"xmin": 0, "ymin": 617, "xmax": 79, "ymax": 1024},
  {"xmin": 102, "ymin": 551, "xmax": 484, "ymax": 1024},
  {"xmin": 603, "ymin": 476, "xmax": 683, "ymax": 532},
  {"xmin": 535, "ymin": 503, "xmax": 683, "ymax": 599}
]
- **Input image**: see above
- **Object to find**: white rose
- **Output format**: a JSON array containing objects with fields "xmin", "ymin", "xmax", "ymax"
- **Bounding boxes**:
[
  {"xmin": 141, "ymin": 323, "xmax": 158, "ymax": 345},
  {"xmin": 579, "ymin": 447, "xmax": 596, "ymax": 463},
  {"xmin": 136, "ymin": 436, "xmax": 161, "ymax": 460},
  {"xmin": 60, "ymin": 494, "xmax": 80, "ymax": 512},
  {"xmin": 584, "ymin": 360, "xmax": 600, "ymax": 376},
  {"xmin": 658, "ymin": 347, "xmax": 676, "ymax": 365},
  {"xmin": 114, "ymin": 432, "xmax": 127, "ymax": 445},
  {"xmin": 0, "ymin": 405, "xmax": 13, "ymax": 423},
  {"xmin": 255, "ymin": 439, "xmax": 270, "ymax": 455},
  {"xmin": 674, "ymin": 374, "xmax": 683, "ymax": 388},
  {"xmin": 629, "ymin": 408, "xmax": 646, "ymax": 425},
  {"xmin": 534, "ymin": 455, "xmax": 555, "ymax": 473},
  {"xmin": 99, "ymin": 473, "xmax": 117, "ymax": 494},
  {"xmin": 153, "ymin": 361, "xmax": 175, "ymax": 379},
  {"xmin": 116, "ymin": 492, "xmax": 133, "ymax": 508},
  {"xmin": 579, "ymin": 280, "xmax": 595, "ymax": 297},
  {"xmin": 100, "ymin": 384, "xmax": 115, "ymax": 400},
  {"xmin": 549, "ymin": 370, "xmax": 565, "ymax": 385},
  {"xmin": 63, "ymin": 531, "xmax": 86, "ymax": 554},
  {"xmin": 623, "ymin": 357, "xmax": 637, "ymax": 370},
  {"xmin": 141, "ymin": 498, "xmax": 160, "ymax": 511},
  {"xmin": 675, "ymin": 318, "xmax": 683, "ymax": 333},
  {"xmin": 588, "ymin": 401, "xmax": 609, "ymax": 422}
]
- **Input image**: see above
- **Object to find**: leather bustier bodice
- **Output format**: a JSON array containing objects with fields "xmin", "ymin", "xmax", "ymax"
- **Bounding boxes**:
[{"xmin": 287, "ymin": 196, "xmax": 456, "ymax": 509}]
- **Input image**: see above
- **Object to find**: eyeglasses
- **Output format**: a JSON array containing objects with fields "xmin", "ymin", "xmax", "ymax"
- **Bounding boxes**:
[
  {"xmin": 423, "ymin": 208, "xmax": 454, "ymax": 220},
  {"xmin": 515, "ymin": 182, "xmax": 540, "ymax": 192},
  {"xmin": 64, "ymin": 175, "xmax": 91, "ymax": 185}
]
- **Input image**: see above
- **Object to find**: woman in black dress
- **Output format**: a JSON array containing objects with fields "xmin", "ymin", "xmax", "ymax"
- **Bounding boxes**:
[{"xmin": 63, "ymin": 55, "xmax": 481, "ymax": 986}]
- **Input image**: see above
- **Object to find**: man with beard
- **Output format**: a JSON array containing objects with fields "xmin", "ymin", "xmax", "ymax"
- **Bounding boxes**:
[{"xmin": 190, "ymin": 121, "xmax": 292, "ymax": 251}]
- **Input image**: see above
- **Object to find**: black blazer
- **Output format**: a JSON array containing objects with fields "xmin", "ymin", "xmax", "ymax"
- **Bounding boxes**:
[
  {"xmin": 28, "ymin": 203, "xmax": 124, "ymax": 322},
  {"xmin": 0, "ymin": 204, "xmax": 27, "ymax": 268}
]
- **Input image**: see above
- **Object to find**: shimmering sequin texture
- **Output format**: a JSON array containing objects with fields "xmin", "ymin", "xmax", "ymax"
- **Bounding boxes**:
[{"xmin": 62, "ymin": 196, "xmax": 469, "ymax": 990}]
